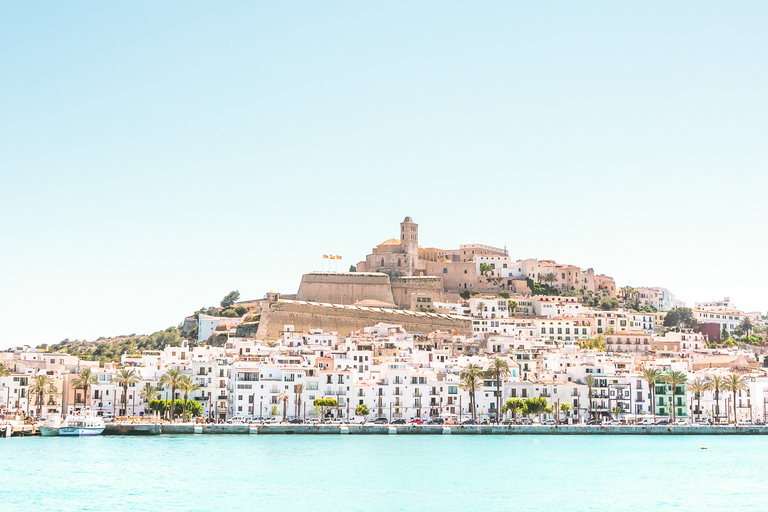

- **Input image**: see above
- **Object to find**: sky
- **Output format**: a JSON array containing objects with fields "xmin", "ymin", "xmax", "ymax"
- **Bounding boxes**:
[{"xmin": 1, "ymin": 3, "xmax": 767, "ymax": 348}]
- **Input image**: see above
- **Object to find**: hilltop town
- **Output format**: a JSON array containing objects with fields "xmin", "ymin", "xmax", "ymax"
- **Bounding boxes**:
[{"xmin": 2, "ymin": 217, "xmax": 767, "ymax": 426}]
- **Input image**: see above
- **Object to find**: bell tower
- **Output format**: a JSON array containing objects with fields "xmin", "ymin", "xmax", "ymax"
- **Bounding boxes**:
[{"xmin": 400, "ymin": 216, "xmax": 418, "ymax": 262}]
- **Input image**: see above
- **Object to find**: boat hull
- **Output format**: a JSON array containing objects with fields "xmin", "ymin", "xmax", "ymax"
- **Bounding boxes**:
[{"xmin": 40, "ymin": 426, "xmax": 105, "ymax": 436}]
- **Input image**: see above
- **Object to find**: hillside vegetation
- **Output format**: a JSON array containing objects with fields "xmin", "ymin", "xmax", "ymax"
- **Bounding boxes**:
[{"xmin": 38, "ymin": 327, "xmax": 182, "ymax": 365}]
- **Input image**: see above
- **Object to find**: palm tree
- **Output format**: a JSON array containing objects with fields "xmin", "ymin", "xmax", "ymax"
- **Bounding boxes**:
[
  {"xmin": 476, "ymin": 302, "xmax": 486, "ymax": 317},
  {"xmin": 640, "ymin": 368, "xmax": 662, "ymax": 422},
  {"xmin": 112, "ymin": 369, "xmax": 141, "ymax": 418},
  {"xmin": 686, "ymin": 378, "xmax": 706, "ymax": 422},
  {"xmin": 459, "ymin": 364, "xmax": 483, "ymax": 421},
  {"xmin": 177, "ymin": 376, "xmax": 201, "ymax": 421},
  {"xmin": 507, "ymin": 300, "xmax": 518, "ymax": 316},
  {"xmin": 295, "ymin": 384, "xmax": 304, "ymax": 419},
  {"xmin": 159, "ymin": 369, "xmax": 184, "ymax": 421},
  {"xmin": 582, "ymin": 375, "xmax": 595, "ymax": 421},
  {"xmin": 0, "ymin": 363, "xmax": 11, "ymax": 412},
  {"xmin": 486, "ymin": 359, "xmax": 510, "ymax": 423},
  {"xmin": 139, "ymin": 384, "xmax": 160, "ymax": 417},
  {"xmin": 725, "ymin": 374, "xmax": 749, "ymax": 423},
  {"xmin": 704, "ymin": 375, "xmax": 726, "ymax": 423},
  {"xmin": 277, "ymin": 391, "xmax": 290, "ymax": 422},
  {"xmin": 29, "ymin": 374, "xmax": 55, "ymax": 419},
  {"xmin": 71, "ymin": 368, "xmax": 99, "ymax": 412},
  {"xmin": 661, "ymin": 371, "xmax": 687, "ymax": 423}
]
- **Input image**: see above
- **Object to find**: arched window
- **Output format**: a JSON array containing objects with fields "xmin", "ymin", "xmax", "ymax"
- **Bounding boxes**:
[{"xmin": 380, "ymin": 258, "xmax": 384, "ymax": 267}]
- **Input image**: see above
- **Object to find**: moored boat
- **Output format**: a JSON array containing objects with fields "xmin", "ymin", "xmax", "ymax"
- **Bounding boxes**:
[{"xmin": 40, "ymin": 410, "xmax": 105, "ymax": 436}]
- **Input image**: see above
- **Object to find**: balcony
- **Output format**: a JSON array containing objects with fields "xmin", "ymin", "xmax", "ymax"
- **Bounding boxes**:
[{"xmin": 413, "ymin": 393, "xmax": 422, "ymax": 398}]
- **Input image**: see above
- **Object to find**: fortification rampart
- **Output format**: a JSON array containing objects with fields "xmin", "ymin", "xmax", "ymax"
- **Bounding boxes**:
[
  {"xmin": 256, "ymin": 300, "xmax": 471, "ymax": 339},
  {"xmin": 296, "ymin": 272, "xmax": 395, "ymax": 305},
  {"xmin": 390, "ymin": 276, "xmax": 445, "ymax": 308}
]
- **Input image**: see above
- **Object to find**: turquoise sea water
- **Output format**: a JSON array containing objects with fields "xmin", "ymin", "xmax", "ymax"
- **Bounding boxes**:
[{"xmin": 2, "ymin": 435, "xmax": 767, "ymax": 511}]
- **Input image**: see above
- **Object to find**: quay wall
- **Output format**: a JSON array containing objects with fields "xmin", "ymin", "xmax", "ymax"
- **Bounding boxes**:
[{"xmin": 96, "ymin": 424, "xmax": 768, "ymax": 436}]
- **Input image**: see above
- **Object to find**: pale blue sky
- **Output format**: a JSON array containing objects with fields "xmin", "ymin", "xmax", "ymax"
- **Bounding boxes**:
[{"xmin": 2, "ymin": 3, "xmax": 767, "ymax": 348}]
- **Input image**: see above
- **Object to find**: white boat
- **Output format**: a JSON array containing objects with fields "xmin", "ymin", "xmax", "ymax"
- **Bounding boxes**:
[{"xmin": 40, "ymin": 410, "xmax": 105, "ymax": 436}]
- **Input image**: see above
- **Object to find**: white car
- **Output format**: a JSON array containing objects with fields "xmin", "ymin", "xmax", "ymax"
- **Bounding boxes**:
[
  {"xmin": 675, "ymin": 419, "xmax": 688, "ymax": 426},
  {"xmin": 306, "ymin": 418, "xmax": 320, "ymax": 425}
]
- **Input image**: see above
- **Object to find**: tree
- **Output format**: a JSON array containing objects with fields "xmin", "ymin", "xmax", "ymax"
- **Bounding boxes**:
[
  {"xmin": 355, "ymin": 404, "xmax": 370, "ymax": 419},
  {"xmin": 661, "ymin": 371, "xmax": 687, "ymax": 423},
  {"xmin": 475, "ymin": 302, "xmax": 486, "ymax": 317},
  {"xmin": 140, "ymin": 384, "xmax": 160, "ymax": 416},
  {"xmin": 720, "ymin": 327, "xmax": 730, "ymax": 343},
  {"xmin": 485, "ymin": 359, "xmax": 510, "ymax": 424},
  {"xmin": 295, "ymin": 384, "xmax": 304, "ymax": 419},
  {"xmin": 704, "ymin": 375, "xmax": 726, "ymax": 422},
  {"xmin": 578, "ymin": 336, "xmax": 606, "ymax": 352},
  {"xmin": 503, "ymin": 398, "xmax": 525, "ymax": 423},
  {"xmin": 29, "ymin": 374, "xmax": 55, "ymax": 418},
  {"xmin": 113, "ymin": 369, "xmax": 140, "ymax": 417},
  {"xmin": 349, "ymin": 265, "xmax": 356, "ymax": 272},
  {"xmin": 507, "ymin": 300, "xmax": 518, "ymax": 316},
  {"xmin": 459, "ymin": 290, "xmax": 471, "ymax": 300},
  {"xmin": 0, "ymin": 362, "xmax": 11, "ymax": 378},
  {"xmin": 558, "ymin": 402, "xmax": 571, "ymax": 425},
  {"xmin": 686, "ymin": 378, "xmax": 706, "ymax": 422},
  {"xmin": 523, "ymin": 397, "xmax": 549, "ymax": 423},
  {"xmin": 220, "ymin": 290, "xmax": 241, "ymax": 308},
  {"xmin": 542, "ymin": 272, "xmax": 557, "ymax": 287},
  {"xmin": 71, "ymin": 368, "xmax": 99, "ymax": 411},
  {"xmin": 479, "ymin": 263, "xmax": 494, "ymax": 277},
  {"xmin": 313, "ymin": 398, "xmax": 337, "ymax": 421},
  {"xmin": 459, "ymin": 364, "xmax": 484, "ymax": 421},
  {"xmin": 724, "ymin": 374, "xmax": 748, "ymax": 423},
  {"xmin": 612, "ymin": 406, "xmax": 622, "ymax": 419},
  {"xmin": 277, "ymin": 391, "xmax": 290, "ymax": 422},
  {"xmin": 177, "ymin": 375, "xmax": 201, "ymax": 421},
  {"xmin": 663, "ymin": 308, "xmax": 697, "ymax": 331},
  {"xmin": 737, "ymin": 317, "xmax": 753, "ymax": 338},
  {"xmin": 498, "ymin": 291, "xmax": 510, "ymax": 299},
  {"xmin": 582, "ymin": 375, "xmax": 595, "ymax": 421},
  {"xmin": 640, "ymin": 368, "xmax": 662, "ymax": 422},
  {"xmin": 159, "ymin": 369, "xmax": 184, "ymax": 421}
]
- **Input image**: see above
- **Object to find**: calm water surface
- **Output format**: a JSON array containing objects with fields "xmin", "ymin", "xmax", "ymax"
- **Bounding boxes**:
[{"xmin": 1, "ymin": 434, "xmax": 767, "ymax": 511}]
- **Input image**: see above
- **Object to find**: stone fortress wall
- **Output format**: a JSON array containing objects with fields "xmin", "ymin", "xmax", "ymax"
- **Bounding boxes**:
[
  {"xmin": 296, "ymin": 272, "xmax": 395, "ymax": 305},
  {"xmin": 390, "ymin": 276, "xmax": 445, "ymax": 308},
  {"xmin": 256, "ymin": 300, "xmax": 471, "ymax": 340}
]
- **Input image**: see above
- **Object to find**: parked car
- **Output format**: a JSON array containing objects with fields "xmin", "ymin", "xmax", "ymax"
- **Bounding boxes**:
[
  {"xmin": 429, "ymin": 418, "xmax": 445, "ymax": 425},
  {"xmin": 675, "ymin": 419, "xmax": 688, "ymax": 426},
  {"xmin": 737, "ymin": 419, "xmax": 753, "ymax": 426},
  {"xmin": 516, "ymin": 418, "xmax": 532, "ymax": 425},
  {"xmin": 542, "ymin": 419, "xmax": 556, "ymax": 425},
  {"xmin": 606, "ymin": 419, "xmax": 621, "ymax": 426},
  {"xmin": 655, "ymin": 420, "xmax": 670, "ymax": 426},
  {"xmin": 695, "ymin": 420, "xmax": 710, "ymax": 426},
  {"xmin": 227, "ymin": 416, "xmax": 246, "ymax": 424},
  {"xmin": 408, "ymin": 418, "xmax": 424, "ymax": 425},
  {"xmin": 329, "ymin": 418, "xmax": 345, "ymax": 425},
  {"xmin": 586, "ymin": 419, "xmax": 601, "ymax": 425},
  {"xmin": 638, "ymin": 418, "xmax": 655, "ymax": 426},
  {"xmin": 460, "ymin": 419, "xmax": 476, "ymax": 425},
  {"xmin": 391, "ymin": 418, "xmax": 407, "ymax": 425},
  {"xmin": 264, "ymin": 417, "xmax": 279, "ymax": 424},
  {"xmin": 288, "ymin": 418, "xmax": 303, "ymax": 424},
  {"xmin": 373, "ymin": 417, "xmax": 389, "ymax": 425},
  {"xmin": 306, "ymin": 418, "xmax": 320, "ymax": 425}
]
